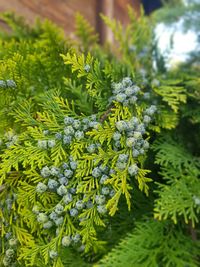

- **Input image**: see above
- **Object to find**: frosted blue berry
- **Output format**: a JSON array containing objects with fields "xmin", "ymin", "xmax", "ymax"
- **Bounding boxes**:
[
  {"xmin": 69, "ymin": 188, "xmax": 76, "ymax": 194},
  {"xmin": 112, "ymin": 82, "xmax": 123, "ymax": 94},
  {"xmin": 64, "ymin": 126, "xmax": 75, "ymax": 136},
  {"xmin": 86, "ymin": 200, "xmax": 93, "ymax": 208},
  {"xmin": 48, "ymin": 139, "xmax": 56, "ymax": 148},
  {"xmin": 37, "ymin": 213, "xmax": 48, "ymax": 223},
  {"xmin": 101, "ymin": 186, "xmax": 110, "ymax": 195},
  {"xmin": 132, "ymin": 149, "xmax": 140, "ymax": 158},
  {"xmin": 151, "ymin": 79, "xmax": 160, "ymax": 87},
  {"xmin": 143, "ymin": 115, "xmax": 151, "ymax": 124},
  {"xmin": 100, "ymin": 174, "xmax": 109, "ymax": 184},
  {"xmin": 113, "ymin": 132, "xmax": 121, "ymax": 141},
  {"xmin": 122, "ymin": 77, "xmax": 132, "ymax": 87},
  {"xmin": 70, "ymin": 208, "xmax": 78, "ymax": 217},
  {"xmin": 5, "ymin": 232, "xmax": 12, "ymax": 240},
  {"xmin": 143, "ymin": 92, "xmax": 150, "ymax": 100},
  {"xmin": 55, "ymin": 217, "xmax": 64, "ymax": 226},
  {"xmin": 63, "ymin": 135, "xmax": 72, "ymax": 145},
  {"xmin": 75, "ymin": 200, "xmax": 85, "ymax": 210},
  {"xmin": 36, "ymin": 182, "xmax": 47, "ymax": 193},
  {"xmin": 118, "ymin": 154, "xmax": 129, "ymax": 162},
  {"xmin": 125, "ymin": 87, "xmax": 135, "ymax": 96},
  {"xmin": 63, "ymin": 193, "xmax": 73, "ymax": 204},
  {"xmin": 116, "ymin": 161, "xmax": 127, "ymax": 170},
  {"xmin": 84, "ymin": 64, "xmax": 90, "ymax": 72},
  {"xmin": 82, "ymin": 117, "xmax": 90, "ymax": 124},
  {"xmin": 73, "ymin": 120, "xmax": 81, "ymax": 130},
  {"xmin": 50, "ymin": 167, "xmax": 60, "ymax": 176},
  {"xmin": 48, "ymin": 179, "xmax": 58, "ymax": 190},
  {"xmin": 132, "ymin": 85, "xmax": 140, "ymax": 94},
  {"xmin": 41, "ymin": 166, "xmax": 51, "ymax": 177},
  {"xmin": 126, "ymin": 137, "xmax": 136, "ymax": 147},
  {"xmin": 43, "ymin": 130, "xmax": 49, "ymax": 135},
  {"xmin": 62, "ymin": 236, "xmax": 71, "ymax": 247},
  {"xmin": 136, "ymin": 123, "xmax": 146, "ymax": 134},
  {"xmin": 5, "ymin": 248, "xmax": 15, "ymax": 257},
  {"xmin": 64, "ymin": 169, "xmax": 73, "ymax": 178},
  {"xmin": 139, "ymin": 148, "xmax": 145, "ymax": 155},
  {"xmin": 193, "ymin": 195, "xmax": 200, "ymax": 205},
  {"xmin": 116, "ymin": 120, "xmax": 128, "ymax": 132},
  {"xmin": 129, "ymin": 96, "xmax": 137, "ymax": 104},
  {"xmin": 2, "ymin": 257, "xmax": 10, "ymax": 266},
  {"xmin": 6, "ymin": 79, "xmax": 16, "ymax": 88},
  {"xmin": 49, "ymin": 211, "xmax": 58, "ymax": 221},
  {"xmin": 64, "ymin": 116, "xmax": 74, "ymax": 125},
  {"xmin": 109, "ymin": 169, "xmax": 116, "ymax": 175},
  {"xmin": 59, "ymin": 176, "xmax": 68, "ymax": 185},
  {"xmin": 0, "ymin": 80, "xmax": 6, "ymax": 88},
  {"xmin": 49, "ymin": 250, "xmax": 58, "ymax": 259},
  {"xmin": 72, "ymin": 234, "xmax": 81, "ymax": 243},
  {"xmin": 95, "ymin": 195, "xmax": 106, "ymax": 205},
  {"xmin": 55, "ymin": 132, "xmax": 62, "ymax": 139},
  {"xmin": 55, "ymin": 204, "xmax": 64, "ymax": 215},
  {"xmin": 97, "ymin": 205, "xmax": 107, "ymax": 214},
  {"xmin": 57, "ymin": 185, "xmax": 67, "ymax": 196},
  {"xmin": 75, "ymin": 130, "xmax": 84, "ymax": 140},
  {"xmin": 145, "ymin": 105, "xmax": 157, "ymax": 116},
  {"xmin": 114, "ymin": 141, "xmax": 121, "ymax": 149},
  {"xmin": 87, "ymin": 144, "xmax": 96, "ymax": 153},
  {"xmin": 43, "ymin": 221, "xmax": 53, "ymax": 229},
  {"xmin": 38, "ymin": 140, "xmax": 47, "ymax": 149},
  {"xmin": 133, "ymin": 131, "xmax": 142, "ymax": 139},
  {"xmin": 115, "ymin": 93, "xmax": 127, "ymax": 103},
  {"xmin": 92, "ymin": 167, "xmax": 102, "ymax": 178},
  {"xmin": 128, "ymin": 164, "xmax": 139, "ymax": 176}
]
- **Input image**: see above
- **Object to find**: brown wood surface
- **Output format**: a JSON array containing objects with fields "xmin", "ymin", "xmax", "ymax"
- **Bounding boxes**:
[{"xmin": 0, "ymin": 0, "xmax": 141, "ymax": 41}]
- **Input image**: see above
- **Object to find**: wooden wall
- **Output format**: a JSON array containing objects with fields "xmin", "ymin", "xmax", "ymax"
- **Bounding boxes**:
[{"xmin": 0, "ymin": 0, "xmax": 141, "ymax": 42}]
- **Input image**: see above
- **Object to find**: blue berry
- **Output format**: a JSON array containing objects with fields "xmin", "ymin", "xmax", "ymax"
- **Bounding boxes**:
[
  {"xmin": 100, "ymin": 174, "xmax": 109, "ymax": 184},
  {"xmin": 122, "ymin": 77, "xmax": 132, "ymax": 87},
  {"xmin": 99, "ymin": 164, "xmax": 109, "ymax": 173},
  {"xmin": 48, "ymin": 179, "xmax": 59, "ymax": 190},
  {"xmin": 143, "ymin": 115, "xmax": 151, "ymax": 124},
  {"xmin": 64, "ymin": 126, "xmax": 75, "ymax": 136},
  {"xmin": 41, "ymin": 166, "xmax": 51, "ymax": 177},
  {"xmin": 70, "ymin": 208, "xmax": 78, "ymax": 217},
  {"xmin": 0, "ymin": 80, "xmax": 6, "ymax": 88},
  {"xmin": 48, "ymin": 139, "xmax": 56, "ymax": 148},
  {"xmin": 72, "ymin": 234, "xmax": 81, "ymax": 243},
  {"xmin": 84, "ymin": 64, "xmax": 90, "ymax": 72},
  {"xmin": 43, "ymin": 221, "xmax": 53, "ymax": 229},
  {"xmin": 6, "ymin": 79, "xmax": 16, "ymax": 88},
  {"xmin": 57, "ymin": 185, "xmax": 67, "ymax": 196},
  {"xmin": 49, "ymin": 250, "xmax": 58, "ymax": 259},
  {"xmin": 8, "ymin": 238, "xmax": 17, "ymax": 246},
  {"xmin": 101, "ymin": 186, "xmax": 110, "ymax": 195},
  {"xmin": 64, "ymin": 117, "xmax": 74, "ymax": 125},
  {"xmin": 38, "ymin": 140, "xmax": 47, "ymax": 149},
  {"xmin": 75, "ymin": 130, "xmax": 84, "ymax": 140},
  {"xmin": 95, "ymin": 195, "xmax": 106, "ymax": 205},
  {"xmin": 55, "ymin": 217, "xmax": 64, "ymax": 226},
  {"xmin": 32, "ymin": 205, "xmax": 40, "ymax": 214},
  {"xmin": 75, "ymin": 200, "xmax": 85, "ymax": 210},
  {"xmin": 36, "ymin": 182, "xmax": 47, "ymax": 193},
  {"xmin": 113, "ymin": 132, "xmax": 121, "ymax": 141},
  {"xmin": 129, "ymin": 96, "xmax": 137, "ymax": 104},
  {"xmin": 59, "ymin": 176, "xmax": 68, "ymax": 185},
  {"xmin": 43, "ymin": 130, "xmax": 49, "ymax": 135},
  {"xmin": 143, "ymin": 92, "xmax": 150, "ymax": 99},
  {"xmin": 64, "ymin": 169, "xmax": 73, "ymax": 178},
  {"xmin": 97, "ymin": 205, "xmax": 107, "ymax": 214},
  {"xmin": 73, "ymin": 120, "xmax": 81, "ymax": 130},
  {"xmin": 49, "ymin": 211, "xmax": 58, "ymax": 221},
  {"xmin": 87, "ymin": 144, "xmax": 96, "ymax": 153},
  {"xmin": 92, "ymin": 167, "xmax": 102, "ymax": 178},
  {"xmin": 132, "ymin": 149, "xmax": 140, "ymax": 157},
  {"xmin": 63, "ymin": 193, "xmax": 73, "ymax": 204},
  {"xmin": 5, "ymin": 248, "xmax": 15, "ymax": 257},
  {"xmin": 116, "ymin": 120, "xmax": 128, "ymax": 132},
  {"xmin": 125, "ymin": 87, "xmax": 135, "ymax": 96},
  {"xmin": 116, "ymin": 161, "xmax": 127, "ymax": 170},
  {"xmin": 115, "ymin": 93, "xmax": 127, "ymax": 103},
  {"xmin": 37, "ymin": 213, "xmax": 48, "ymax": 223},
  {"xmin": 55, "ymin": 204, "xmax": 64, "ymax": 215},
  {"xmin": 143, "ymin": 140, "xmax": 149, "ymax": 149},
  {"xmin": 133, "ymin": 131, "xmax": 142, "ymax": 139},
  {"xmin": 62, "ymin": 162, "xmax": 69, "ymax": 169},
  {"xmin": 62, "ymin": 236, "xmax": 71, "ymax": 246},
  {"xmin": 126, "ymin": 137, "xmax": 136, "ymax": 147},
  {"xmin": 128, "ymin": 164, "xmax": 139, "ymax": 176},
  {"xmin": 55, "ymin": 132, "xmax": 62, "ymax": 139},
  {"xmin": 118, "ymin": 154, "xmax": 129, "ymax": 162},
  {"xmin": 50, "ymin": 167, "xmax": 60, "ymax": 176}
]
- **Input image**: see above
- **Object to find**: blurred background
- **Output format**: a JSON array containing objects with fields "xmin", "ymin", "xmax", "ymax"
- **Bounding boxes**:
[{"xmin": 0, "ymin": 0, "xmax": 162, "ymax": 43}]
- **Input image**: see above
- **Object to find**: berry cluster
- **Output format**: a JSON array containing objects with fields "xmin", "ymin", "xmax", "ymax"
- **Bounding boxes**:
[
  {"xmin": 2, "ymin": 237, "xmax": 17, "ymax": 267},
  {"xmin": 109, "ymin": 77, "xmax": 140, "ymax": 106},
  {"xmin": 38, "ymin": 115, "xmax": 102, "ymax": 149},
  {"xmin": 0, "ymin": 79, "xmax": 16, "ymax": 88}
]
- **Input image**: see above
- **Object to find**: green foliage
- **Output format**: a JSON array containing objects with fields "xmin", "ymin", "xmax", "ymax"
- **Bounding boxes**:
[{"xmin": 0, "ymin": 4, "xmax": 200, "ymax": 267}]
